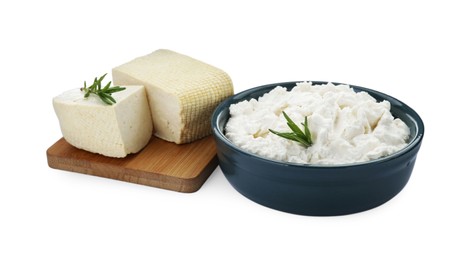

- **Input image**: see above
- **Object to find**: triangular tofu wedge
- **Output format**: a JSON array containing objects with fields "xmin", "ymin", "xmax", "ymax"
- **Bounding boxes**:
[{"xmin": 53, "ymin": 85, "xmax": 153, "ymax": 158}]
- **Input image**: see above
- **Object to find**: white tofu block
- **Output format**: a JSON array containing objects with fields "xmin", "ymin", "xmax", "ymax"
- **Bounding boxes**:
[
  {"xmin": 112, "ymin": 49, "xmax": 234, "ymax": 144},
  {"xmin": 53, "ymin": 85, "xmax": 153, "ymax": 158}
]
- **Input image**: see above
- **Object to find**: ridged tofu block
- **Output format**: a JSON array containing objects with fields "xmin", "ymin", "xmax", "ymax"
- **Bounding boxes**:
[
  {"xmin": 53, "ymin": 86, "xmax": 153, "ymax": 158},
  {"xmin": 112, "ymin": 49, "xmax": 234, "ymax": 144}
]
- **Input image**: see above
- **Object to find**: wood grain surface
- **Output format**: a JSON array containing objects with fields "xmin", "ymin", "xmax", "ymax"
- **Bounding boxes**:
[{"xmin": 46, "ymin": 136, "xmax": 218, "ymax": 193}]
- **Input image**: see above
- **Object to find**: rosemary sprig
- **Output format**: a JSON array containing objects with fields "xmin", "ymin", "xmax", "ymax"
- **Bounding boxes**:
[
  {"xmin": 80, "ymin": 73, "xmax": 126, "ymax": 105},
  {"xmin": 269, "ymin": 111, "xmax": 313, "ymax": 148}
]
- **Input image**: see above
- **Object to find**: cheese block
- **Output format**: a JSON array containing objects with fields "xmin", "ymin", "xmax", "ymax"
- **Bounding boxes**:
[
  {"xmin": 53, "ymin": 85, "xmax": 153, "ymax": 158},
  {"xmin": 112, "ymin": 49, "xmax": 234, "ymax": 144}
]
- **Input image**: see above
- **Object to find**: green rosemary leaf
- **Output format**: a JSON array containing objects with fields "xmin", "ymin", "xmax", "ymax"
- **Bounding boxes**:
[
  {"xmin": 302, "ymin": 116, "xmax": 312, "ymax": 144},
  {"xmin": 81, "ymin": 73, "xmax": 125, "ymax": 105},
  {"xmin": 98, "ymin": 73, "xmax": 107, "ymax": 82},
  {"xmin": 103, "ymin": 81, "xmax": 111, "ymax": 91},
  {"xmin": 269, "ymin": 111, "xmax": 314, "ymax": 148},
  {"xmin": 268, "ymin": 130, "xmax": 297, "ymax": 141},
  {"xmin": 103, "ymin": 92, "xmax": 116, "ymax": 104},
  {"xmin": 98, "ymin": 92, "xmax": 114, "ymax": 105},
  {"xmin": 292, "ymin": 134, "xmax": 312, "ymax": 147},
  {"xmin": 106, "ymin": 86, "xmax": 127, "ymax": 94},
  {"xmin": 282, "ymin": 111, "xmax": 306, "ymax": 137}
]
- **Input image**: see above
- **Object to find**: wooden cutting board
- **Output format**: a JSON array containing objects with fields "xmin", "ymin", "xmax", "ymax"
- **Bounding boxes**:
[{"xmin": 46, "ymin": 136, "xmax": 218, "ymax": 193}]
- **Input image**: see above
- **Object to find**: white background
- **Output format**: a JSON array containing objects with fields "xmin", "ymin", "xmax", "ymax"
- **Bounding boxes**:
[{"xmin": 1, "ymin": 0, "xmax": 474, "ymax": 259}]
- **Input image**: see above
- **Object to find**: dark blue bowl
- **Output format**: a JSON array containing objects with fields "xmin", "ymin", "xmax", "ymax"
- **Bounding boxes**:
[{"xmin": 212, "ymin": 81, "xmax": 424, "ymax": 216}]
